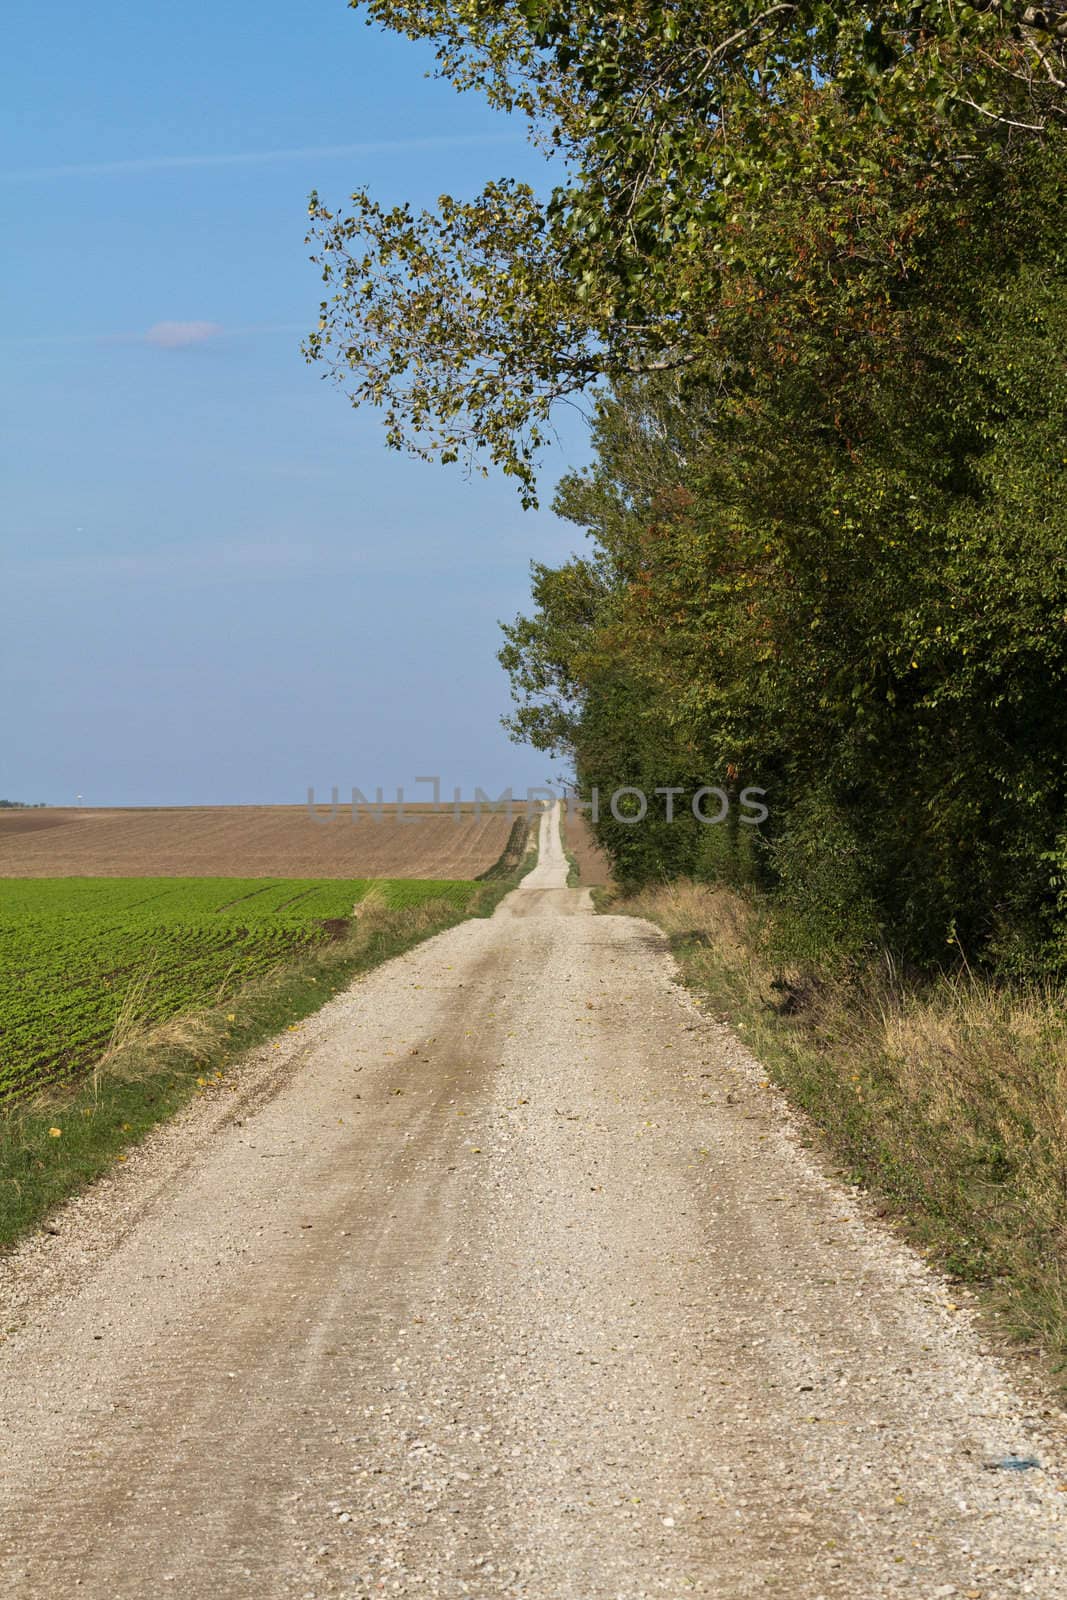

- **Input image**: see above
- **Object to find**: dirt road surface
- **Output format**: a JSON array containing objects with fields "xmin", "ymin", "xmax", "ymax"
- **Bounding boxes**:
[{"xmin": 2, "ymin": 804, "xmax": 1065, "ymax": 1597}]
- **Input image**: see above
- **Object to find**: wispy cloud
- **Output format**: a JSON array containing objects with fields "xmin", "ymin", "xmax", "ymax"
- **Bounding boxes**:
[
  {"xmin": 144, "ymin": 321, "xmax": 224, "ymax": 349},
  {"xmin": 7, "ymin": 540, "xmax": 371, "ymax": 585},
  {"xmin": 0, "ymin": 321, "xmax": 307, "ymax": 350},
  {"xmin": 0, "ymin": 133, "xmax": 522, "ymax": 184}
]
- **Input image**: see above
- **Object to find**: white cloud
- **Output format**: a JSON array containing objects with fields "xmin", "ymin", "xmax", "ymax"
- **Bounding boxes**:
[{"xmin": 144, "ymin": 321, "xmax": 224, "ymax": 349}]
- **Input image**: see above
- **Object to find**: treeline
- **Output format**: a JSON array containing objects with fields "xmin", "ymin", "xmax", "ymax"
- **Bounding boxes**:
[
  {"xmin": 501, "ymin": 138, "xmax": 1066, "ymax": 972},
  {"xmin": 310, "ymin": 3, "xmax": 1067, "ymax": 974}
]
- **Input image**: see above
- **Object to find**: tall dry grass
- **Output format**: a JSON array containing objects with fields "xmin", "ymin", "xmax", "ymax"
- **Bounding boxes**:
[{"xmin": 623, "ymin": 879, "xmax": 1067, "ymax": 1371}]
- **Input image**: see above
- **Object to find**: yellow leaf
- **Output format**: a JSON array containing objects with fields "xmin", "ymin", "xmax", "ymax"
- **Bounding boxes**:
[{"xmin": 48, "ymin": 1127, "xmax": 62, "ymax": 1138}]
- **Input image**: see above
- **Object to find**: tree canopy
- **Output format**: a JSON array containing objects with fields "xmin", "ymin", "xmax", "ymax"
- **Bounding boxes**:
[{"xmin": 307, "ymin": 0, "xmax": 1066, "ymax": 500}]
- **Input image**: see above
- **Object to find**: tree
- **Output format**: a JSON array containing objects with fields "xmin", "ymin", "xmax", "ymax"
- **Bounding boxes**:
[
  {"xmin": 307, "ymin": 1, "xmax": 1067, "ymax": 969},
  {"xmin": 499, "ymin": 139, "xmax": 1067, "ymax": 963},
  {"xmin": 306, "ymin": 0, "xmax": 1066, "ymax": 500}
]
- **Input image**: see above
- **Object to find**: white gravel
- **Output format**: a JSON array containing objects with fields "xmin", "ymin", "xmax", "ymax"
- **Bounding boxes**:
[{"xmin": 1, "ymin": 803, "xmax": 1065, "ymax": 1597}]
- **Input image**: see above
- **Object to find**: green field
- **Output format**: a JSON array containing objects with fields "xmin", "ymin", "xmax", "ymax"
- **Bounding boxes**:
[{"xmin": 0, "ymin": 876, "xmax": 477, "ymax": 1102}]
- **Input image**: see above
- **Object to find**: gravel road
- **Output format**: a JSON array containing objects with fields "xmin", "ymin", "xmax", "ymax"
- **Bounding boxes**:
[{"xmin": 1, "ymin": 804, "xmax": 1065, "ymax": 1597}]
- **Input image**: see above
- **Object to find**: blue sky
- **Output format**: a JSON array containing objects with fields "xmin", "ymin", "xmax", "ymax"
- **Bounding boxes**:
[{"xmin": 1, "ymin": 0, "xmax": 589, "ymax": 805}]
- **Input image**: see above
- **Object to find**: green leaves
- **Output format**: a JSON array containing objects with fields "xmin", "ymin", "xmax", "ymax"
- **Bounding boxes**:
[
  {"xmin": 308, "ymin": 2, "xmax": 1059, "ymax": 493},
  {"xmin": 499, "ymin": 135, "xmax": 1067, "ymax": 969},
  {"xmin": 308, "ymin": 2, "xmax": 1066, "ymax": 968}
]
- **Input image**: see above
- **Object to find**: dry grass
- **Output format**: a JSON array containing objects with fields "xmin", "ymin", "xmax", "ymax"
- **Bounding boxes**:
[
  {"xmin": 621, "ymin": 879, "xmax": 1067, "ymax": 1376},
  {"xmin": 97, "ymin": 963, "xmax": 159, "ymax": 1067},
  {"xmin": 560, "ymin": 809, "xmax": 614, "ymax": 887}
]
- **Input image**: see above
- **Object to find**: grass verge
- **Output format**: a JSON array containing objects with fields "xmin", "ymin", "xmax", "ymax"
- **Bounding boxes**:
[
  {"xmin": 0, "ymin": 863, "xmax": 530, "ymax": 1250},
  {"xmin": 616, "ymin": 879, "xmax": 1067, "ymax": 1386}
]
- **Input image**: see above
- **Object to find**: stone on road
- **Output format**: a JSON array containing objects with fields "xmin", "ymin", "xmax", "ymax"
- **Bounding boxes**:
[{"xmin": 1, "ymin": 804, "xmax": 1064, "ymax": 1597}]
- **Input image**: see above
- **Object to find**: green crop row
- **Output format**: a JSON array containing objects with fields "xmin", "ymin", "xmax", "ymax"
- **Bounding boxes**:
[{"xmin": 0, "ymin": 876, "xmax": 477, "ymax": 1102}]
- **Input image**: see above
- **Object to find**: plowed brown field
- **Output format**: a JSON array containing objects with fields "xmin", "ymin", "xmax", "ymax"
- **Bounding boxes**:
[{"xmin": 0, "ymin": 806, "xmax": 517, "ymax": 879}]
